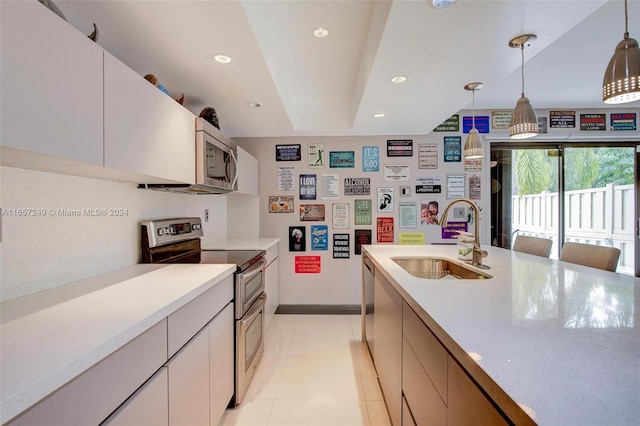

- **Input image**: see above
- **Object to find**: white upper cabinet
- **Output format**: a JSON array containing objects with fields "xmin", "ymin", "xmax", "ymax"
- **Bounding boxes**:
[
  {"xmin": 235, "ymin": 146, "xmax": 259, "ymax": 195},
  {"xmin": 103, "ymin": 52, "xmax": 196, "ymax": 184},
  {"xmin": 0, "ymin": 0, "xmax": 104, "ymax": 165}
]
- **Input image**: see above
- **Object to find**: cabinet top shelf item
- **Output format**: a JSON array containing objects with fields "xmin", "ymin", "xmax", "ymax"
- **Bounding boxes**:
[{"xmin": 363, "ymin": 244, "xmax": 640, "ymax": 426}]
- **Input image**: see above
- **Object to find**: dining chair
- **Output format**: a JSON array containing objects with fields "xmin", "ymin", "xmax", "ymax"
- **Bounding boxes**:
[
  {"xmin": 512, "ymin": 235, "xmax": 553, "ymax": 258},
  {"xmin": 559, "ymin": 242, "xmax": 621, "ymax": 272}
]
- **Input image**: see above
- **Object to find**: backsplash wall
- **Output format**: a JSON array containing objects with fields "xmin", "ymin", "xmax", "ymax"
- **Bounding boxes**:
[{"xmin": 0, "ymin": 166, "xmax": 228, "ymax": 302}]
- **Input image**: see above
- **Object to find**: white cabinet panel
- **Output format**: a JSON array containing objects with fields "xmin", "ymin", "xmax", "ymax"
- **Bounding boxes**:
[
  {"xmin": 236, "ymin": 146, "xmax": 259, "ymax": 195},
  {"xmin": 101, "ymin": 367, "xmax": 168, "ymax": 426},
  {"xmin": 167, "ymin": 327, "xmax": 210, "ymax": 426},
  {"xmin": 0, "ymin": 0, "xmax": 103, "ymax": 165},
  {"xmin": 264, "ymin": 256, "xmax": 279, "ymax": 330},
  {"xmin": 104, "ymin": 52, "xmax": 196, "ymax": 183},
  {"xmin": 209, "ymin": 303, "xmax": 235, "ymax": 425}
]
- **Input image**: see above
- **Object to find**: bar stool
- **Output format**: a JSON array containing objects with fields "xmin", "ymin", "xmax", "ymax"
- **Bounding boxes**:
[
  {"xmin": 512, "ymin": 235, "xmax": 553, "ymax": 258},
  {"xmin": 559, "ymin": 242, "xmax": 621, "ymax": 272}
]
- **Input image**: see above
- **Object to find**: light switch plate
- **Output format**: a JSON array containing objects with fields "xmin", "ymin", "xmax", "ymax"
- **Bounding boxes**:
[{"xmin": 453, "ymin": 207, "xmax": 466, "ymax": 219}]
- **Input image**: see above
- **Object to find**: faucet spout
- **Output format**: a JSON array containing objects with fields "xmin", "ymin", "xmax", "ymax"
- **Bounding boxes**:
[{"xmin": 438, "ymin": 198, "xmax": 490, "ymax": 269}]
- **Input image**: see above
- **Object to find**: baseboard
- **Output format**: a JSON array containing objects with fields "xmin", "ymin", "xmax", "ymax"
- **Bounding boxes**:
[{"xmin": 275, "ymin": 304, "xmax": 361, "ymax": 315}]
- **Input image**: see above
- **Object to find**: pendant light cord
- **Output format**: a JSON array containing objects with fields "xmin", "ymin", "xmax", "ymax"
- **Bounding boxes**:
[
  {"xmin": 624, "ymin": 0, "xmax": 629, "ymax": 39},
  {"xmin": 520, "ymin": 44, "xmax": 526, "ymax": 97},
  {"xmin": 472, "ymin": 88, "xmax": 476, "ymax": 128}
]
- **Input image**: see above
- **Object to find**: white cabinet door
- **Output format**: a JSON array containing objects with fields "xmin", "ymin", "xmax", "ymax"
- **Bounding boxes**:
[
  {"xmin": 0, "ymin": 0, "xmax": 103, "ymax": 165},
  {"xmin": 103, "ymin": 52, "xmax": 196, "ymax": 183},
  {"xmin": 102, "ymin": 367, "xmax": 168, "ymax": 426},
  {"xmin": 236, "ymin": 146, "xmax": 259, "ymax": 195},
  {"xmin": 209, "ymin": 303, "xmax": 235, "ymax": 425},
  {"xmin": 167, "ymin": 326, "xmax": 210, "ymax": 426}
]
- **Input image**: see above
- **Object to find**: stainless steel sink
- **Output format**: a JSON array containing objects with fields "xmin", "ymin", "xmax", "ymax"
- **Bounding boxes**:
[{"xmin": 392, "ymin": 257, "xmax": 492, "ymax": 280}]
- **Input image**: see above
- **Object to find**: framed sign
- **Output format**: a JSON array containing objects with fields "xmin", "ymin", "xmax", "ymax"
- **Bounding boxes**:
[{"xmin": 276, "ymin": 144, "xmax": 301, "ymax": 161}]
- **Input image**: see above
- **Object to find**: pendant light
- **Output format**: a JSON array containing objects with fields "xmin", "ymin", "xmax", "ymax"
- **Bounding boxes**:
[
  {"xmin": 602, "ymin": 0, "xmax": 640, "ymax": 104},
  {"xmin": 464, "ymin": 82, "xmax": 484, "ymax": 159},
  {"xmin": 509, "ymin": 34, "xmax": 538, "ymax": 139}
]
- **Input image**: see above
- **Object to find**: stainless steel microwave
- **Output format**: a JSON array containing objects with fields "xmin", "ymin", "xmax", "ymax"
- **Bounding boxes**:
[
  {"xmin": 138, "ymin": 118, "xmax": 238, "ymax": 194},
  {"xmin": 195, "ymin": 118, "xmax": 238, "ymax": 193}
]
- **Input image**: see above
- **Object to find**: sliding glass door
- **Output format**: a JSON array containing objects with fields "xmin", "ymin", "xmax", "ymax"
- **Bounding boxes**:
[{"xmin": 491, "ymin": 142, "xmax": 638, "ymax": 276}]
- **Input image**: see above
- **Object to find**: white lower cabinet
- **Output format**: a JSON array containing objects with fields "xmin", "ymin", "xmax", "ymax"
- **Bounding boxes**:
[
  {"xmin": 102, "ymin": 367, "xmax": 169, "ymax": 426},
  {"xmin": 209, "ymin": 303, "xmax": 235, "ymax": 425},
  {"xmin": 167, "ymin": 326, "xmax": 211, "ymax": 426},
  {"xmin": 264, "ymin": 244, "xmax": 279, "ymax": 330}
]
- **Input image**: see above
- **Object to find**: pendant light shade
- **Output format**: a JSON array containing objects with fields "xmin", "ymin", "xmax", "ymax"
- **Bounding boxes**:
[
  {"xmin": 602, "ymin": 0, "xmax": 640, "ymax": 104},
  {"xmin": 464, "ymin": 82, "xmax": 484, "ymax": 159},
  {"xmin": 509, "ymin": 34, "xmax": 538, "ymax": 139}
]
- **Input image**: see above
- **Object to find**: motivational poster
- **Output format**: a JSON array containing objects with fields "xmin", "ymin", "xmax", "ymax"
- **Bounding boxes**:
[
  {"xmin": 310, "ymin": 225, "xmax": 328, "ymax": 250},
  {"xmin": 376, "ymin": 217, "xmax": 394, "ymax": 243},
  {"xmin": 332, "ymin": 233, "xmax": 350, "ymax": 259},
  {"xmin": 299, "ymin": 174, "xmax": 317, "ymax": 200}
]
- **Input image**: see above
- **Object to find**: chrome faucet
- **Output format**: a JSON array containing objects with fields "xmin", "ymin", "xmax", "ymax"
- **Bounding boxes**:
[{"xmin": 438, "ymin": 198, "xmax": 490, "ymax": 269}]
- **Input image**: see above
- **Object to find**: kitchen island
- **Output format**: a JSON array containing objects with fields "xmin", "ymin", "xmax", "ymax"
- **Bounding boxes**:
[{"xmin": 363, "ymin": 244, "xmax": 639, "ymax": 425}]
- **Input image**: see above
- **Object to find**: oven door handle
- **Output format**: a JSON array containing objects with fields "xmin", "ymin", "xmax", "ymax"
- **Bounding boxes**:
[
  {"xmin": 240, "ymin": 293, "xmax": 267, "ymax": 326},
  {"xmin": 240, "ymin": 258, "xmax": 266, "ymax": 282}
]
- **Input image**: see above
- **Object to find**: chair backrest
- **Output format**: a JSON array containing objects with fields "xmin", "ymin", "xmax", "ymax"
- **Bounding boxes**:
[
  {"xmin": 512, "ymin": 235, "xmax": 553, "ymax": 258},
  {"xmin": 559, "ymin": 242, "xmax": 621, "ymax": 272}
]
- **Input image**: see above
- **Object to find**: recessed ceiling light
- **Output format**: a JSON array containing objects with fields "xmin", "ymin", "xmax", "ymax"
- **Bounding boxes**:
[
  {"xmin": 373, "ymin": 113, "xmax": 385, "ymax": 118},
  {"xmin": 246, "ymin": 102, "xmax": 262, "ymax": 108},
  {"xmin": 313, "ymin": 27, "xmax": 329, "ymax": 38},
  {"xmin": 212, "ymin": 54, "xmax": 232, "ymax": 64},
  {"xmin": 390, "ymin": 75, "xmax": 408, "ymax": 84},
  {"xmin": 431, "ymin": 0, "xmax": 457, "ymax": 8}
]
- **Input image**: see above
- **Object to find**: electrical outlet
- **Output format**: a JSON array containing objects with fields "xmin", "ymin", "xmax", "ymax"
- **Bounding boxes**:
[
  {"xmin": 453, "ymin": 207, "xmax": 466, "ymax": 219},
  {"xmin": 205, "ymin": 209, "xmax": 209, "ymax": 222}
]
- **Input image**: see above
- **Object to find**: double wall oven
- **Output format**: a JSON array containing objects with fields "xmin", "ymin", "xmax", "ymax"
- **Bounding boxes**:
[{"xmin": 140, "ymin": 217, "xmax": 266, "ymax": 406}]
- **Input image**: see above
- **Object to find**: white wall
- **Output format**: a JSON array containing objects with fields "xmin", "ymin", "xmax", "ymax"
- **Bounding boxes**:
[
  {"xmin": 236, "ymin": 134, "xmax": 491, "ymax": 307},
  {"xmin": 0, "ymin": 166, "xmax": 228, "ymax": 301}
]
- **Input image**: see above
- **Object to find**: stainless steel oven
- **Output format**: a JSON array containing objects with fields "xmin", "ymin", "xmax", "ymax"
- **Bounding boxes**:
[{"xmin": 140, "ymin": 217, "xmax": 266, "ymax": 406}]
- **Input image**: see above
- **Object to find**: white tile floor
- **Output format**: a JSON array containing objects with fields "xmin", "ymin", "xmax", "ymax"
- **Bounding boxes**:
[{"xmin": 219, "ymin": 314, "xmax": 392, "ymax": 426}]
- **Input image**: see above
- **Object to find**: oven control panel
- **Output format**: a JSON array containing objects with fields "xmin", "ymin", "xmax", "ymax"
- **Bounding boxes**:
[{"xmin": 141, "ymin": 217, "xmax": 204, "ymax": 248}]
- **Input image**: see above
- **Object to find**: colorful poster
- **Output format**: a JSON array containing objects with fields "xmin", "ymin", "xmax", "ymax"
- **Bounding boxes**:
[
  {"xmin": 354, "ymin": 199, "xmax": 372, "ymax": 225},
  {"xmin": 418, "ymin": 144, "xmax": 438, "ymax": 169},
  {"xmin": 550, "ymin": 110, "xmax": 576, "ymax": 128},
  {"xmin": 462, "ymin": 115, "xmax": 489, "ymax": 133},
  {"xmin": 447, "ymin": 174, "xmax": 465, "ymax": 199},
  {"xmin": 308, "ymin": 144, "xmax": 325, "ymax": 168},
  {"xmin": 377, "ymin": 187, "xmax": 394, "ymax": 213},
  {"xmin": 310, "ymin": 225, "xmax": 329, "ymax": 250},
  {"xmin": 491, "ymin": 111, "xmax": 512, "ymax": 129},
  {"xmin": 289, "ymin": 226, "xmax": 306, "ymax": 251},
  {"xmin": 420, "ymin": 200, "xmax": 439, "ymax": 225},
  {"xmin": 344, "ymin": 177, "xmax": 371, "ymax": 196},
  {"xmin": 415, "ymin": 177, "xmax": 442, "ymax": 194},
  {"xmin": 469, "ymin": 175, "xmax": 481, "ymax": 200},
  {"xmin": 433, "ymin": 115, "xmax": 459, "ymax": 132},
  {"xmin": 354, "ymin": 229, "xmax": 372, "ymax": 255},
  {"xmin": 268, "ymin": 196, "xmax": 294, "ymax": 213},
  {"xmin": 399, "ymin": 202, "xmax": 417, "ymax": 229},
  {"xmin": 444, "ymin": 136, "xmax": 462, "ymax": 162},
  {"xmin": 610, "ymin": 113, "xmax": 637, "ymax": 131},
  {"xmin": 276, "ymin": 144, "xmax": 301, "ymax": 161},
  {"xmin": 332, "ymin": 233, "xmax": 350, "ymax": 259},
  {"xmin": 441, "ymin": 222, "xmax": 468, "ymax": 239},
  {"xmin": 299, "ymin": 204, "xmax": 325, "ymax": 221},
  {"xmin": 329, "ymin": 151, "xmax": 355, "ymax": 168},
  {"xmin": 376, "ymin": 217, "xmax": 394, "ymax": 243},
  {"xmin": 295, "ymin": 256, "xmax": 321, "ymax": 273},
  {"xmin": 322, "ymin": 174, "xmax": 340, "ymax": 199},
  {"xmin": 332, "ymin": 203, "xmax": 349, "ymax": 229},
  {"xmin": 580, "ymin": 113, "xmax": 606, "ymax": 131},
  {"xmin": 386, "ymin": 140, "xmax": 413, "ymax": 157},
  {"xmin": 362, "ymin": 146, "xmax": 380, "ymax": 172},
  {"xmin": 299, "ymin": 174, "xmax": 317, "ymax": 200},
  {"xmin": 383, "ymin": 165, "xmax": 410, "ymax": 182},
  {"xmin": 399, "ymin": 232, "xmax": 425, "ymax": 245},
  {"xmin": 277, "ymin": 166, "xmax": 295, "ymax": 191}
]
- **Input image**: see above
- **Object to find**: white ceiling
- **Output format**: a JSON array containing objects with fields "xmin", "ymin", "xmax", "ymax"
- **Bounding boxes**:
[{"xmin": 57, "ymin": 0, "xmax": 640, "ymax": 138}]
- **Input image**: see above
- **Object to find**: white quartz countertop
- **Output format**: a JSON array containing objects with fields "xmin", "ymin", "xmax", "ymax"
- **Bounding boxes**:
[
  {"xmin": 363, "ymin": 244, "xmax": 640, "ymax": 426},
  {"xmin": 201, "ymin": 237, "xmax": 279, "ymax": 251},
  {"xmin": 0, "ymin": 263, "xmax": 235, "ymax": 424}
]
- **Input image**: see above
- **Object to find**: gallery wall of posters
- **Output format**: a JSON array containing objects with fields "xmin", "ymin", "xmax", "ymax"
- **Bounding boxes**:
[{"xmin": 243, "ymin": 105, "xmax": 633, "ymax": 306}]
